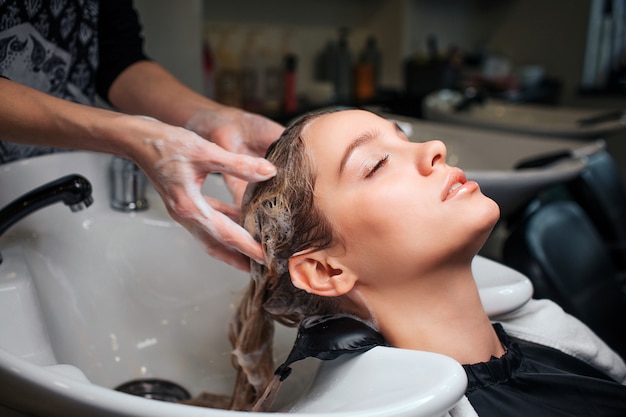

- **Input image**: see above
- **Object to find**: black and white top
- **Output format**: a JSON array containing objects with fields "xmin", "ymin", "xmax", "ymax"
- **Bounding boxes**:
[
  {"xmin": 0, "ymin": 0, "xmax": 147, "ymax": 163},
  {"xmin": 448, "ymin": 298, "xmax": 626, "ymax": 416},
  {"xmin": 464, "ymin": 323, "xmax": 626, "ymax": 416}
]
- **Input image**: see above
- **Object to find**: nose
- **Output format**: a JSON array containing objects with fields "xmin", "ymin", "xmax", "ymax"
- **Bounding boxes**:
[{"xmin": 415, "ymin": 140, "xmax": 447, "ymax": 175}]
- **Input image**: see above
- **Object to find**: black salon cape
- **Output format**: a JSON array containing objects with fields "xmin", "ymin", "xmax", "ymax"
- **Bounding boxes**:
[{"xmin": 463, "ymin": 324, "xmax": 626, "ymax": 416}]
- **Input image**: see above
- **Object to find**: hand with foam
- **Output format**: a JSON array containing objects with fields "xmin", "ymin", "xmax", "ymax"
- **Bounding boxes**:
[
  {"xmin": 185, "ymin": 106, "xmax": 284, "ymax": 205},
  {"xmin": 0, "ymin": 59, "xmax": 283, "ymax": 271},
  {"xmin": 107, "ymin": 63, "xmax": 284, "ymax": 271},
  {"xmin": 130, "ymin": 114, "xmax": 281, "ymax": 272}
]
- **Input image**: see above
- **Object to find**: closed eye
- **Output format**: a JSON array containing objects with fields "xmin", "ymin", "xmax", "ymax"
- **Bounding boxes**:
[{"xmin": 365, "ymin": 154, "xmax": 389, "ymax": 178}]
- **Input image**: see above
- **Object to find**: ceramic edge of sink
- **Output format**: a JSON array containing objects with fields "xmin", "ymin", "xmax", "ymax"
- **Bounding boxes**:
[
  {"xmin": 0, "ymin": 343, "xmax": 466, "ymax": 417},
  {"xmin": 467, "ymin": 157, "xmax": 585, "ymax": 190},
  {"xmin": 0, "ymin": 244, "xmax": 57, "ymax": 366},
  {"xmin": 0, "ymin": 345, "xmax": 239, "ymax": 417},
  {"xmin": 423, "ymin": 90, "xmax": 626, "ymax": 138},
  {"xmin": 466, "ymin": 157, "xmax": 587, "ymax": 219},
  {"xmin": 289, "ymin": 346, "xmax": 467, "ymax": 417},
  {"xmin": 472, "ymin": 256, "xmax": 533, "ymax": 317},
  {"xmin": 426, "ymin": 107, "xmax": 626, "ymax": 139}
]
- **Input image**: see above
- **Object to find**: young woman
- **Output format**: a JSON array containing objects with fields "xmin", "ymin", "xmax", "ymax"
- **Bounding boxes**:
[{"xmin": 228, "ymin": 108, "xmax": 626, "ymax": 415}]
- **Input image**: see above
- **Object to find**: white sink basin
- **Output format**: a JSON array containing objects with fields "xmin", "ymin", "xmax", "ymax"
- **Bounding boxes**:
[
  {"xmin": 0, "ymin": 151, "xmax": 472, "ymax": 417},
  {"xmin": 423, "ymin": 89, "xmax": 626, "ymax": 139},
  {"xmin": 389, "ymin": 115, "xmax": 603, "ymax": 219},
  {"xmin": 0, "ymin": 151, "xmax": 533, "ymax": 417}
]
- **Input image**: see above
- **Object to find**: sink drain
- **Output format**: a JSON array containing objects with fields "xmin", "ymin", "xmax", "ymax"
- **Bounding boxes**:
[{"xmin": 115, "ymin": 379, "xmax": 191, "ymax": 403}]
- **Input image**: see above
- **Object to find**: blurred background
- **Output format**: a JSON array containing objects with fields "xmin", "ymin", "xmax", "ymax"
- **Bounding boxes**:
[{"xmin": 133, "ymin": 0, "xmax": 625, "ymax": 174}]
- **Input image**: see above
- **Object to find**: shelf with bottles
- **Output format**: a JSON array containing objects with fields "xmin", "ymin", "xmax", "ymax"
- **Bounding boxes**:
[{"xmin": 201, "ymin": 23, "xmax": 388, "ymax": 120}]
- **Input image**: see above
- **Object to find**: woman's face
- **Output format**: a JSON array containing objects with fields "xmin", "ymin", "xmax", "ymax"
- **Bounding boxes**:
[{"xmin": 300, "ymin": 110, "xmax": 500, "ymax": 281}]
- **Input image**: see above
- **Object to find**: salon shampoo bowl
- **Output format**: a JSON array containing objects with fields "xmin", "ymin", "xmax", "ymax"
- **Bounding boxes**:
[
  {"xmin": 423, "ymin": 89, "xmax": 626, "ymax": 139},
  {"xmin": 0, "ymin": 151, "xmax": 473, "ymax": 417},
  {"xmin": 0, "ymin": 343, "xmax": 467, "ymax": 417}
]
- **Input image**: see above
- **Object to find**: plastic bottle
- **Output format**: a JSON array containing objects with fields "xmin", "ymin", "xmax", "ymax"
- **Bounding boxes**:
[
  {"xmin": 315, "ymin": 41, "xmax": 337, "ymax": 84},
  {"xmin": 334, "ymin": 27, "xmax": 353, "ymax": 103},
  {"xmin": 353, "ymin": 36, "xmax": 381, "ymax": 101}
]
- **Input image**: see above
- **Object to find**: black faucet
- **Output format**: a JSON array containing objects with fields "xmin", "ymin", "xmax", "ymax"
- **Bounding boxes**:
[{"xmin": 0, "ymin": 174, "xmax": 93, "ymax": 240}]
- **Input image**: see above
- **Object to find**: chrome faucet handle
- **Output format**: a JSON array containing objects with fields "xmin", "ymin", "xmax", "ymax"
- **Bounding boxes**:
[{"xmin": 110, "ymin": 157, "xmax": 149, "ymax": 212}]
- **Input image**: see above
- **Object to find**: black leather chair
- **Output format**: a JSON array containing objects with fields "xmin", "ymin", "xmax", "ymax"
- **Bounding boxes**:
[
  {"xmin": 514, "ymin": 149, "xmax": 626, "ymax": 269},
  {"xmin": 565, "ymin": 150, "xmax": 626, "ymax": 269},
  {"xmin": 503, "ymin": 200, "xmax": 626, "ymax": 359}
]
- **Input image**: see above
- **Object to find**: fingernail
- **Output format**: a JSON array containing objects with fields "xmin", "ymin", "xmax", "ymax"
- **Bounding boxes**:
[{"xmin": 254, "ymin": 256, "xmax": 266, "ymax": 265}]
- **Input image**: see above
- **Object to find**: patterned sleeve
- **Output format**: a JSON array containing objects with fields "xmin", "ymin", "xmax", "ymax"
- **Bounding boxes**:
[{"xmin": 96, "ymin": 0, "xmax": 149, "ymax": 102}]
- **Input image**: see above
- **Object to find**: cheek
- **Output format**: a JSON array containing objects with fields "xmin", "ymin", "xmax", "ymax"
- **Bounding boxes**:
[{"xmin": 334, "ymin": 189, "xmax": 436, "ymax": 251}]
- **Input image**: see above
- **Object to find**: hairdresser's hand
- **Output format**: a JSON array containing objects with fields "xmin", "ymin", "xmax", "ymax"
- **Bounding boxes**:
[
  {"xmin": 128, "ymin": 116, "xmax": 278, "ymax": 272},
  {"xmin": 185, "ymin": 106, "xmax": 284, "ymax": 205}
]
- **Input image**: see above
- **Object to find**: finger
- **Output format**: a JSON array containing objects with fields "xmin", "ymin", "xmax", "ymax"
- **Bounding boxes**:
[
  {"xmin": 212, "ymin": 212, "xmax": 265, "ymax": 264},
  {"xmin": 200, "ymin": 142, "xmax": 276, "ymax": 182},
  {"xmin": 188, "ymin": 199, "xmax": 265, "ymax": 265},
  {"xmin": 205, "ymin": 196, "xmax": 240, "ymax": 223},
  {"xmin": 185, "ymin": 214, "xmax": 261, "ymax": 271},
  {"xmin": 203, "ymin": 241, "xmax": 251, "ymax": 272},
  {"xmin": 166, "ymin": 183, "xmax": 265, "ymax": 266}
]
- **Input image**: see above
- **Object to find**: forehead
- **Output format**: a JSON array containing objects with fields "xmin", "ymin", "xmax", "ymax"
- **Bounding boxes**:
[{"xmin": 301, "ymin": 110, "xmax": 386, "ymax": 152}]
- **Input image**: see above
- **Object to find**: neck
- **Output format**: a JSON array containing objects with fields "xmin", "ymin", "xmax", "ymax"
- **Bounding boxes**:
[{"xmin": 353, "ymin": 263, "xmax": 505, "ymax": 365}]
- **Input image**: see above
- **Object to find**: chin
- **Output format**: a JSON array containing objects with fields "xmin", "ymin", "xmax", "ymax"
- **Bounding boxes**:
[
  {"xmin": 476, "ymin": 192, "xmax": 501, "ymax": 220},
  {"xmin": 486, "ymin": 198, "xmax": 501, "ymax": 224},
  {"xmin": 473, "ymin": 198, "xmax": 501, "ymax": 246}
]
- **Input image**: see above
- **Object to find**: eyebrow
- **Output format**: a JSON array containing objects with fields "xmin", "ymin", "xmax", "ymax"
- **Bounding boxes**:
[
  {"xmin": 338, "ymin": 120, "xmax": 405, "ymax": 176},
  {"xmin": 338, "ymin": 129, "xmax": 379, "ymax": 176}
]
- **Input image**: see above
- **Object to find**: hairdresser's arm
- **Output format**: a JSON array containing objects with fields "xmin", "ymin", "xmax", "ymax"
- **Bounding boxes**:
[
  {"xmin": 0, "ymin": 77, "xmax": 130, "ymax": 155},
  {"xmin": 0, "ymin": 77, "xmax": 272, "ymax": 271},
  {"xmin": 108, "ymin": 60, "xmax": 284, "ymax": 203}
]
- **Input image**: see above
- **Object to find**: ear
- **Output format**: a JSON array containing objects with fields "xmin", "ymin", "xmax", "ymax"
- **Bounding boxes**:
[{"xmin": 289, "ymin": 249, "xmax": 358, "ymax": 297}]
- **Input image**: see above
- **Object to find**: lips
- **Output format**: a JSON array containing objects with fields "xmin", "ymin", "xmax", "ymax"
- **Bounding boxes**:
[{"xmin": 442, "ymin": 168, "xmax": 469, "ymax": 201}]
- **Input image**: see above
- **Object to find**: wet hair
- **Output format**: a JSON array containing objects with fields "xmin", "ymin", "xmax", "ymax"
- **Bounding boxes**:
[{"xmin": 228, "ymin": 108, "xmax": 350, "ymax": 410}]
